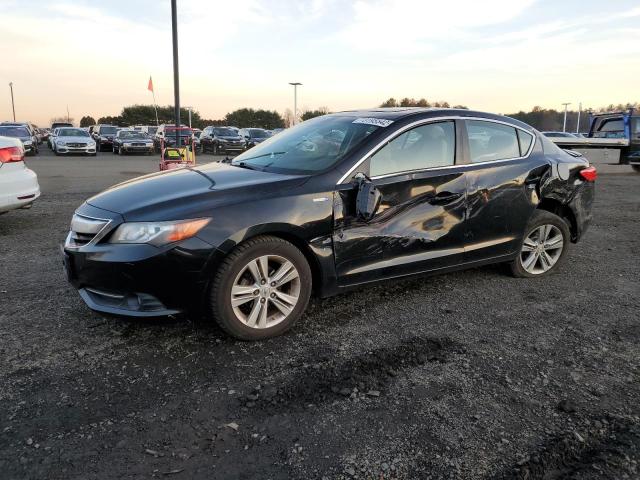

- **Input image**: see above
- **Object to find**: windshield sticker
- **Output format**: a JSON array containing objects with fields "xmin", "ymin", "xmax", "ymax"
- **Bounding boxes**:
[{"xmin": 352, "ymin": 117, "xmax": 394, "ymax": 128}]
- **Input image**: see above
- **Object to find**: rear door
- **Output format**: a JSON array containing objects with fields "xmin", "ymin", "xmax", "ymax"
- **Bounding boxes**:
[
  {"xmin": 333, "ymin": 120, "xmax": 467, "ymax": 285},
  {"xmin": 462, "ymin": 119, "xmax": 547, "ymax": 262}
]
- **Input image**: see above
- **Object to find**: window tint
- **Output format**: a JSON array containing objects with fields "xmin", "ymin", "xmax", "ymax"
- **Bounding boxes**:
[
  {"xmin": 517, "ymin": 130, "xmax": 534, "ymax": 156},
  {"xmin": 467, "ymin": 121, "xmax": 520, "ymax": 163},
  {"xmin": 369, "ymin": 121, "xmax": 455, "ymax": 177},
  {"xmin": 599, "ymin": 119, "xmax": 624, "ymax": 132}
]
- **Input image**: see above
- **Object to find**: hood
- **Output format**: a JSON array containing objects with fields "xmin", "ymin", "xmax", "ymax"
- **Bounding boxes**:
[
  {"xmin": 86, "ymin": 161, "xmax": 306, "ymax": 221},
  {"xmin": 58, "ymin": 136, "xmax": 92, "ymax": 143}
]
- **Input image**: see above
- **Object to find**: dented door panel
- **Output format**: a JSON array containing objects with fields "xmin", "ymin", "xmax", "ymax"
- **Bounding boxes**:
[{"xmin": 333, "ymin": 168, "xmax": 467, "ymax": 286}]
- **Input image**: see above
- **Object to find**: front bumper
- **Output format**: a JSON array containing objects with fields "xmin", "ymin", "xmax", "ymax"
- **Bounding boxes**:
[
  {"xmin": 56, "ymin": 145, "xmax": 96, "ymax": 154},
  {"xmin": 121, "ymin": 144, "xmax": 154, "ymax": 153},
  {"xmin": 62, "ymin": 204, "xmax": 216, "ymax": 317}
]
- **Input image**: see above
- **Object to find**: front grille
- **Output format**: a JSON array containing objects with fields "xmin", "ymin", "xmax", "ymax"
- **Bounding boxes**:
[
  {"xmin": 131, "ymin": 143, "xmax": 147, "ymax": 147},
  {"xmin": 66, "ymin": 214, "xmax": 110, "ymax": 248},
  {"xmin": 67, "ymin": 143, "xmax": 87, "ymax": 148}
]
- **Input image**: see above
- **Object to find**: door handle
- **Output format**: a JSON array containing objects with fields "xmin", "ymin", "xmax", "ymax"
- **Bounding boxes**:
[{"xmin": 428, "ymin": 191, "xmax": 462, "ymax": 205}]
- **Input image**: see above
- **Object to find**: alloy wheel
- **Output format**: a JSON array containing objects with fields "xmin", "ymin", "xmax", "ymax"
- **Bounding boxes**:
[
  {"xmin": 520, "ymin": 224, "xmax": 564, "ymax": 275},
  {"xmin": 230, "ymin": 255, "xmax": 301, "ymax": 329}
]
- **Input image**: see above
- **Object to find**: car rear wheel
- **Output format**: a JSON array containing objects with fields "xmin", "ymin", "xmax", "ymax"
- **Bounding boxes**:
[
  {"xmin": 208, "ymin": 236, "xmax": 312, "ymax": 340},
  {"xmin": 510, "ymin": 210, "xmax": 570, "ymax": 278}
]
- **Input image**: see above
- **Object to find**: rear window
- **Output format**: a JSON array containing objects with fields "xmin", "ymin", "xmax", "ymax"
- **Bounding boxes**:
[
  {"xmin": 517, "ymin": 130, "xmax": 534, "ymax": 155},
  {"xmin": 467, "ymin": 120, "xmax": 520, "ymax": 163},
  {"xmin": 100, "ymin": 126, "xmax": 118, "ymax": 134},
  {"xmin": 0, "ymin": 126, "xmax": 30, "ymax": 137}
]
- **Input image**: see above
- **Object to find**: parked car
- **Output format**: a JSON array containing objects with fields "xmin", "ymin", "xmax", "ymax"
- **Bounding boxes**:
[
  {"xmin": 51, "ymin": 122, "xmax": 73, "ymax": 130},
  {"xmin": 52, "ymin": 127, "xmax": 97, "ymax": 156},
  {"xmin": 192, "ymin": 129, "xmax": 202, "ymax": 151},
  {"xmin": 140, "ymin": 125, "xmax": 158, "ymax": 136},
  {"xmin": 48, "ymin": 128, "xmax": 60, "ymax": 149},
  {"xmin": 63, "ymin": 108, "xmax": 596, "ymax": 340},
  {"xmin": 0, "ymin": 136, "xmax": 40, "ymax": 214},
  {"xmin": 0, "ymin": 124, "xmax": 38, "ymax": 155},
  {"xmin": 92, "ymin": 125, "xmax": 120, "ymax": 152},
  {"xmin": 153, "ymin": 124, "xmax": 193, "ymax": 151},
  {"xmin": 239, "ymin": 128, "xmax": 270, "ymax": 148},
  {"xmin": 200, "ymin": 126, "xmax": 246, "ymax": 154},
  {"xmin": 112, "ymin": 130, "xmax": 154, "ymax": 155}
]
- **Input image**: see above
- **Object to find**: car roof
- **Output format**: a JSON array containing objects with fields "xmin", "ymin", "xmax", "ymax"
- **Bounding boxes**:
[{"xmin": 330, "ymin": 107, "xmax": 535, "ymax": 131}]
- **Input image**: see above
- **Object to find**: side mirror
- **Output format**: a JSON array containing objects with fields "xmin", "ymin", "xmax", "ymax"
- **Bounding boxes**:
[{"xmin": 355, "ymin": 173, "xmax": 381, "ymax": 221}]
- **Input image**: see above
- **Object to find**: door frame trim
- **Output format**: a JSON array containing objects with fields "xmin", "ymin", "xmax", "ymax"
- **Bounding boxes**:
[{"xmin": 337, "ymin": 116, "xmax": 537, "ymax": 184}]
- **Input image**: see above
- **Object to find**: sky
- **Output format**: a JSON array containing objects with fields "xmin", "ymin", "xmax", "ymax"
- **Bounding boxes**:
[{"xmin": 1, "ymin": 0, "xmax": 639, "ymax": 126}]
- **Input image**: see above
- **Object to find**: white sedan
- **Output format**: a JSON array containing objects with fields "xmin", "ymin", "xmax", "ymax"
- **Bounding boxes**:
[{"xmin": 0, "ymin": 136, "xmax": 40, "ymax": 214}]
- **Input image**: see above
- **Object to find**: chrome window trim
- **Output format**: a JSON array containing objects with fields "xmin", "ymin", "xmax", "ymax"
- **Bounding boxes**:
[
  {"xmin": 65, "ymin": 213, "xmax": 113, "ymax": 250},
  {"xmin": 337, "ymin": 116, "xmax": 537, "ymax": 184}
]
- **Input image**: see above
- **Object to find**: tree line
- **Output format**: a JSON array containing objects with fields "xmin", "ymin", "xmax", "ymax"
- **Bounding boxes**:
[{"xmin": 71, "ymin": 100, "xmax": 639, "ymax": 132}]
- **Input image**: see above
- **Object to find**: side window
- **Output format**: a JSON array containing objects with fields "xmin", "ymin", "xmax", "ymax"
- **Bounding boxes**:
[
  {"xmin": 369, "ymin": 121, "xmax": 455, "ymax": 177},
  {"xmin": 467, "ymin": 121, "xmax": 520, "ymax": 163},
  {"xmin": 517, "ymin": 130, "xmax": 534, "ymax": 156}
]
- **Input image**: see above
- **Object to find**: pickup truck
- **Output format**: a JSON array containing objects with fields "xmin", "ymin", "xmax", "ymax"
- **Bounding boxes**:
[{"xmin": 547, "ymin": 109, "xmax": 640, "ymax": 172}]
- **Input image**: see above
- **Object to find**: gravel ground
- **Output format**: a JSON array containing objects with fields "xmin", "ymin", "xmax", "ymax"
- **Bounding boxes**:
[{"xmin": 1, "ymin": 150, "xmax": 639, "ymax": 480}]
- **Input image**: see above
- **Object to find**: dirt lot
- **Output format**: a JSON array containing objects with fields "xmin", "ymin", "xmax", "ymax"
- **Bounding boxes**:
[{"xmin": 1, "ymin": 149, "xmax": 639, "ymax": 480}]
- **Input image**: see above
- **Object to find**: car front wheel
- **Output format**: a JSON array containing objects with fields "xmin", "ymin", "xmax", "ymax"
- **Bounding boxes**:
[
  {"xmin": 510, "ymin": 210, "xmax": 570, "ymax": 278},
  {"xmin": 208, "ymin": 236, "xmax": 312, "ymax": 340}
]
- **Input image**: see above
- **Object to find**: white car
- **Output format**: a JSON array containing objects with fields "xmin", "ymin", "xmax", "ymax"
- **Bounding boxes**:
[
  {"xmin": 0, "ymin": 136, "xmax": 40, "ymax": 214},
  {"xmin": 53, "ymin": 127, "xmax": 97, "ymax": 156}
]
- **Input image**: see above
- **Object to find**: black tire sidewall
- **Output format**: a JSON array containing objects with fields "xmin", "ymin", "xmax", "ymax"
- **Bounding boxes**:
[
  {"xmin": 511, "ymin": 210, "xmax": 571, "ymax": 278},
  {"xmin": 210, "ymin": 238, "xmax": 312, "ymax": 340}
]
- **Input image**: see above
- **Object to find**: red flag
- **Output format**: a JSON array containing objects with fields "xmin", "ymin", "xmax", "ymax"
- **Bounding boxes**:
[{"xmin": 147, "ymin": 76, "xmax": 154, "ymax": 92}]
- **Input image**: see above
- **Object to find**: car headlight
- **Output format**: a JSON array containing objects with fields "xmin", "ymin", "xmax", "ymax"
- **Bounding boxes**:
[
  {"xmin": 23, "ymin": 140, "xmax": 33, "ymax": 145},
  {"xmin": 89, "ymin": 141, "xmax": 96, "ymax": 147},
  {"xmin": 109, "ymin": 218, "xmax": 211, "ymax": 246},
  {"xmin": 57, "ymin": 140, "xmax": 66, "ymax": 146},
  {"xmin": 124, "ymin": 143, "xmax": 132, "ymax": 147}
]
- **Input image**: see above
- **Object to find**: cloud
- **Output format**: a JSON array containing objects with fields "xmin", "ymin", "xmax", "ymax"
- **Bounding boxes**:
[{"xmin": 336, "ymin": 0, "xmax": 537, "ymax": 53}]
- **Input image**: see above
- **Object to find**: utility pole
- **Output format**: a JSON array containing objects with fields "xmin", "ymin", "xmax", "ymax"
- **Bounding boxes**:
[
  {"xmin": 8, "ymin": 82, "xmax": 16, "ymax": 121},
  {"xmin": 289, "ymin": 82, "xmax": 302, "ymax": 125},
  {"xmin": 562, "ymin": 102, "xmax": 571, "ymax": 132},
  {"xmin": 66, "ymin": 105, "xmax": 70, "ymax": 124},
  {"xmin": 576, "ymin": 102, "xmax": 582, "ymax": 134},
  {"xmin": 171, "ymin": 0, "xmax": 181, "ymax": 147}
]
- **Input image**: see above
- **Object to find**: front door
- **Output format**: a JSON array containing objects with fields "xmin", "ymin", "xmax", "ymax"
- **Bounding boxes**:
[{"xmin": 333, "ymin": 120, "xmax": 467, "ymax": 285}]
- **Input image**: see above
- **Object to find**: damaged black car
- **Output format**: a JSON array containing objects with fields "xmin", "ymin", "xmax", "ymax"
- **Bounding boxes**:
[{"xmin": 62, "ymin": 108, "xmax": 595, "ymax": 340}]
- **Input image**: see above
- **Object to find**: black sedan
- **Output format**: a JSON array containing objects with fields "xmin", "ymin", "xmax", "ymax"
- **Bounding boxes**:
[
  {"xmin": 112, "ymin": 130, "xmax": 154, "ymax": 155},
  {"xmin": 63, "ymin": 108, "xmax": 595, "ymax": 340}
]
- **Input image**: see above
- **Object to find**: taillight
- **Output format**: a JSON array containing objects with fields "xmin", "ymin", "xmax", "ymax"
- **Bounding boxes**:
[
  {"xmin": 579, "ymin": 166, "xmax": 597, "ymax": 182},
  {"xmin": 0, "ymin": 145, "xmax": 24, "ymax": 163}
]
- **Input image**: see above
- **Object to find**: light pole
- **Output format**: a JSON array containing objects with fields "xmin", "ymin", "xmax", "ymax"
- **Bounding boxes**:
[
  {"xmin": 289, "ymin": 82, "xmax": 302, "ymax": 125},
  {"xmin": 8, "ymin": 82, "xmax": 16, "ymax": 121},
  {"xmin": 171, "ymin": 0, "xmax": 181, "ymax": 147},
  {"xmin": 576, "ymin": 102, "xmax": 582, "ymax": 134},
  {"xmin": 562, "ymin": 102, "xmax": 571, "ymax": 132}
]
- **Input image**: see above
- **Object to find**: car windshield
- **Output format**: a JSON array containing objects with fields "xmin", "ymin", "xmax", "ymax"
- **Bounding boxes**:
[
  {"xmin": 248, "ymin": 129, "xmax": 268, "ymax": 138},
  {"xmin": 100, "ymin": 126, "xmax": 118, "ymax": 134},
  {"xmin": 232, "ymin": 115, "xmax": 383, "ymax": 174},
  {"xmin": 166, "ymin": 128, "xmax": 192, "ymax": 136},
  {"xmin": 214, "ymin": 128, "xmax": 236, "ymax": 136},
  {"xmin": 147, "ymin": 127, "xmax": 157, "ymax": 134},
  {"xmin": 118, "ymin": 131, "xmax": 147, "ymax": 139},
  {"xmin": 58, "ymin": 128, "xmax": 89, "ymax": 137},
  {"xmin": 0, "ymin": 126, "xmax": 30, "ymax": 137}
]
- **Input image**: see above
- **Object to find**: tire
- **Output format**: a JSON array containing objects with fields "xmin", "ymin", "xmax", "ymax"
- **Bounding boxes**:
[
  {"xmin": 510, "ymin": 210, "xmax": 571, "ymax": 278},
  {"xmin": 632, "ymin": 165, "xmax": 640, "ymax": 173},
  {"xmin": 112, "ymin": 146, "xmax": 118, "ymax": 154},
  {"xmin": 208, "ymin": 236, "xmax": 312, "ymax": 340}
]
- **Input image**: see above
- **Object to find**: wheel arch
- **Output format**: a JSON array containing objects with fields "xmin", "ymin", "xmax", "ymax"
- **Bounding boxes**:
[
  {"xmin": 536, "ymin": 198, "xmax": 578, "ymax": 242},
  {"xmin": 203, "ymin": 224, "xmax": 330, "ymax": 298}
]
